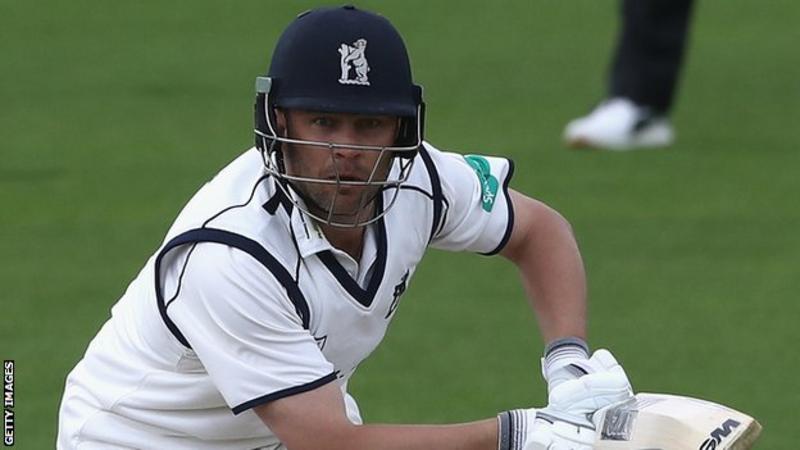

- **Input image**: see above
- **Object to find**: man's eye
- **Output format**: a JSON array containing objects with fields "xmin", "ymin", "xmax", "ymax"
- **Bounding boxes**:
[
  {"xmin": 359, "ymin": 119, "xmax": 384, "ymax": 129},
  {"xmin": 312, "ymin": 117, "xmax": 334, "ymax": 127}
]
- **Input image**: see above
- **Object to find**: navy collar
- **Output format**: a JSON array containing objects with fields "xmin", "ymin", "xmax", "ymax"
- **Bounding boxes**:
[{"xmin": 264, "ymin": 182, "xmax": 389, "ymax": 308}]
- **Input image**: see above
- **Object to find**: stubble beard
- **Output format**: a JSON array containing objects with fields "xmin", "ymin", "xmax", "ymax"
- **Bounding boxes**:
[
  {"xmin": 280, "ymin": 141, "xmax": 392, "ymax": 225},
  {"xmin": 295, "ymin": 180, "xmax": 380, "ymax": 225}
]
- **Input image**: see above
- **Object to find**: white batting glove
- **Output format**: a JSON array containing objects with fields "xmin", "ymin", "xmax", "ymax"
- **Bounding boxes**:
[
  {"xmin": 545, "ymin": 348, "xmax": 634, "ymax": 426},
  {"xmin": 541, "ymin": 337, "xmax": 592, "ymax": 393},
  {"xmin": 497, "ymin": 408, "xmax": 595, "ymax": 450}
]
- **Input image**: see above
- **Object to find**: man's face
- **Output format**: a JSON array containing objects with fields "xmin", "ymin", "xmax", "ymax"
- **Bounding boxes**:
[{"xmin": 275, "ymin": 109, "xmax": 399, "ymax": 224}]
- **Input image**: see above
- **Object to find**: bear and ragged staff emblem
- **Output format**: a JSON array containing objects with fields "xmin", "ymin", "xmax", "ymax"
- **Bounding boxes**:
[{"xmin": 338, "ymin": 38, "xmax": 370, "ymax": 86}]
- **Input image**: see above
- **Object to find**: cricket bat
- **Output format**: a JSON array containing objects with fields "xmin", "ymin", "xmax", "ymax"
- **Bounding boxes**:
[{"xmin": 593, "ymin": 393, "xmax": 762, "ymax": 450}]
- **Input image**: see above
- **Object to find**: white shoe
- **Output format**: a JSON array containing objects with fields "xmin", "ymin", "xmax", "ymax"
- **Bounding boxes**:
[{"xmin": 563, "ymin": 98, "xmax": 675, "ymax": 151}]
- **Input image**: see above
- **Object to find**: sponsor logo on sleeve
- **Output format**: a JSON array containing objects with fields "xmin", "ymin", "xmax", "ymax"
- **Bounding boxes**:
[{"xmin": 463, "ymin": 155, "xmax": 499, "ymax": 212}]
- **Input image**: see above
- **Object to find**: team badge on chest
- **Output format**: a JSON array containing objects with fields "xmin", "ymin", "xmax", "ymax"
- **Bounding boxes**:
[{"xmin": 385, "ymin": 270, "xmax": 410, "ymax": 319}]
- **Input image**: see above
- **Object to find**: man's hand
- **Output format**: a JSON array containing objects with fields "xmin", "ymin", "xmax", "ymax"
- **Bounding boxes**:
[
  {"xmin": 546, "ymin": 349, "xmax": 634, "ymax": 426},
  {"xmin": 497, "ymin": 408, "xmax": 594, "ymax": 450},
  {"xmin": 497, "ymin": 349, "xmax": 632, "ymax": 450}
]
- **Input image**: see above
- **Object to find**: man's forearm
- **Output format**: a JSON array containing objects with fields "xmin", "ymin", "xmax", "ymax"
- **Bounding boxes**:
[
  {"xmin": 341, "ymin": 419, "xmax": 498, "ymax": 450},
  {"xmin": 523, "ymin": 211, "xmax": 587, "ymax": 342},
  {"xmin": 503, "ymin": 194, "xmax": 588, "ymax": 342},
  {"xmin": 257, "ymin": 382, "xmax": 499, "ymax": 450}
]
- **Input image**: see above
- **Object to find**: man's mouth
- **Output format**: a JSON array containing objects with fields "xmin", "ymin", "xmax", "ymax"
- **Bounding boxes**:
[{"xmin": 328, "ymin": 173, "xmax": 367, "ymax": 183}]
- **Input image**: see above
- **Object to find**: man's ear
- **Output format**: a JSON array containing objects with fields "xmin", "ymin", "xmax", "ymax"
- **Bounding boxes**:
[{"xmin": 275, "ymin": 108, "xmax": 287, "ymax": 134}]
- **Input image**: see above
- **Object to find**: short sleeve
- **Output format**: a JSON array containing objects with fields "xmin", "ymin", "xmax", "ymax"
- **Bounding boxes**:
[
  {"xmin": 426, "ymin": 143, "xmax": 515, "ymax": 254},
  {"xmin": 164, "ymin": 243, "xmax": 336, "ymax": 414}
]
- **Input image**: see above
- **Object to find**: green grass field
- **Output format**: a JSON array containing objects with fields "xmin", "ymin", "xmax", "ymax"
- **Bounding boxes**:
[{"xmin": 2, "ymin": 1, "xmax": 798, "ymax": 448}]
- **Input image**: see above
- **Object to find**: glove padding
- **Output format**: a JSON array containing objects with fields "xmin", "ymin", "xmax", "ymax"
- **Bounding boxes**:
[
  {"xmin": 497, "ymin": 408, "xmax": 594, "ymax": 450},
  {"xmin": 546, "ymin": 349, "xmax": 633, "ymax": 427}
]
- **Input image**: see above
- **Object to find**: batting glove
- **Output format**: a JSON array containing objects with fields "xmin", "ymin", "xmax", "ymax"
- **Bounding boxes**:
[
  {"xmin": 546, "ymin": 348, "xmax": 634, "ymax": 426},
  {"xmin": 497, "ymin": 408, "xmax": 595, "ymax": 450},
  {"xmin": 541, "ymin": 337, "xmax": 591, "ymax": 393}
]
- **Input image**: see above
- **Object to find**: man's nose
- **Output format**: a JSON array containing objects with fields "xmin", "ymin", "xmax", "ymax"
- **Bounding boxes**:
[
  {"xmin": 331, "ymin": 127, "xmax": 365, "ymax": 159},
  {"xmin": 332, "ymin": 145, "xmax": 362, "ymax": 161}
]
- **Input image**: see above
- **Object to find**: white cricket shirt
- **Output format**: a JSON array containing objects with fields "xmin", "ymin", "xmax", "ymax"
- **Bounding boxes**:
[{"xmin": 57, "ymin": 141, "xmax": 515, "ymax": 449}]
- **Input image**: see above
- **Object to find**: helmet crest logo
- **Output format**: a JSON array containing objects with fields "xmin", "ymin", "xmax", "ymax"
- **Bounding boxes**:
[{"xmin": 338, "ymin": 38, "xmax": 371, "ymax": 86}]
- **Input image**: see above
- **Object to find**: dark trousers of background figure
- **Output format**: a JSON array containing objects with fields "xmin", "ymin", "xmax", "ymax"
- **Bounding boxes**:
[{"xmin": 609, "ymin": 0, "xmax": 695, "ymax": 115}]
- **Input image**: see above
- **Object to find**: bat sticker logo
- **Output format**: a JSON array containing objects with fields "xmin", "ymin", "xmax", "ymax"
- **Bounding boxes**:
[{"xmin": 698, "ymin": 419, "xmax": 741, "ymax": 450}]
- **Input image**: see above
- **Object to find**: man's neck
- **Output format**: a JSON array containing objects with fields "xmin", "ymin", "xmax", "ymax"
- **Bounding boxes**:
[
  {"xmin": 318, "ymin": 223, "xmax": 366, "ymax": 261},
  {"xmin": 309, "ymin": 201, "xmax": 377, "ymax": 262}
]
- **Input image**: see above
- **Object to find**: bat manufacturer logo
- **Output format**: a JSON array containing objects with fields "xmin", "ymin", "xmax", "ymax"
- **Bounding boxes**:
[{"xmin": 698, "ymin": 418, "xmax": 741, "ymax": 450}]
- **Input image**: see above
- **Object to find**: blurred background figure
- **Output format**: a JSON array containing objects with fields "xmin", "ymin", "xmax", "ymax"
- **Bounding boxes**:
[{"xmin": 564, "ymin": 0, "xmax": 695, "ymax": 151}]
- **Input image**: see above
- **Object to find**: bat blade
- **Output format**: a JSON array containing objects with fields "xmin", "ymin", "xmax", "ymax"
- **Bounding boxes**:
[{"xmin": 593, "ymin": 393, "xmax": 762, "ymax": 450}]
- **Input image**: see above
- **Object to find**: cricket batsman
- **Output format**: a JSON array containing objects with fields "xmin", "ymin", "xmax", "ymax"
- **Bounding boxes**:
[{"xmin": 57, "ymin": 6, "xmax": 633, "ymax": 449}]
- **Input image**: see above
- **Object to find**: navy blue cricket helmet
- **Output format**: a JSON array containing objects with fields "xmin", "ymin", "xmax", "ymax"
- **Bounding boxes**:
[
  {"xmin": 255, "ymin": 5, "xmax": 425, "ymax": 152},
  {"xmin": 253, "ymin": 5, "xmax": 425, "ymax": 227}
]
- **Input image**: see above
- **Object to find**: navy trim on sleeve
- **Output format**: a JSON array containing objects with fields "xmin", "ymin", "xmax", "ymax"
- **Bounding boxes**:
[
  {"xmin": 231, "ymin": 372, "xmax": 338, "ymax": 415},
  {"xmin": 417, "ymin": 145, "xmax": 444, "ymax": 244},
  {"xmin": 163, "ymin": 243, "xmax": 199, "ymax": 310},
  {"xmin": 154, "ymin": 228, "xmax": 310, "ymax": 349},
  {"xmin": 481, "ymin": 158, "xmax": 516, "ymax": 256}
]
